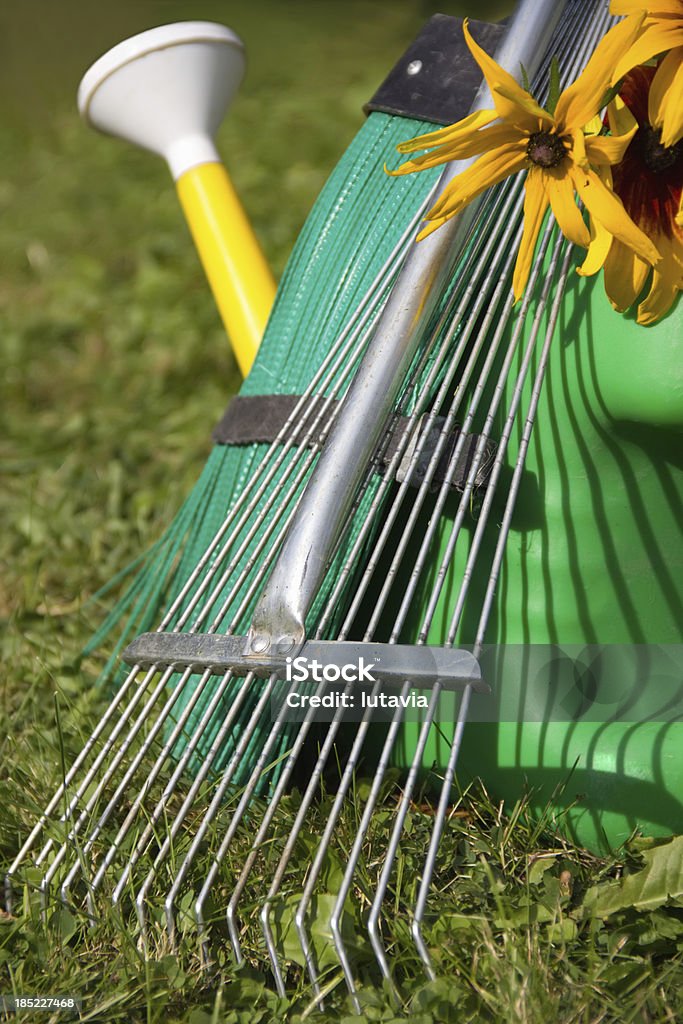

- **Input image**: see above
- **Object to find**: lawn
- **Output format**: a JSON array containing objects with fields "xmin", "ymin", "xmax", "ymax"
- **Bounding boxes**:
[{"xmin": 1, "ymin": 2, "xmax": 682, "ymax": 1022}]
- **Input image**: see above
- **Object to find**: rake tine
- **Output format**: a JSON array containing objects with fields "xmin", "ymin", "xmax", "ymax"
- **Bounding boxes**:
[
  {"xmin": 328, "ymin": 694, "xmax": 412, "ymax": 1010},
  {"xmin": 153, "ymin": 671, "xmax": 277, "ymax": 947},
  {"xmin": 45, "ymin": 664, "xmax": 198, "ymax": 905},
  {"xmin": 412, "ymin": 240, "xmax": 578, "ymax": 974},
  {"xmin": 359, "ymin": 194, "xmax": 570, "ymax": 985},
  {"xmin": 35, "ymin": 664, "xmax": 179, "ymax": 905},
  {"xmin": 86, "ymin": 669, "xmax": 237, "ymax": 909},
  {"xmin": 231, "ymin": 179, "xmax": 524, "ymax": 989},
  {"xmin": 4, "ymin": 666, "xmax": 150, "ymax": 910},
  {"xmin": 110, "ymin": 670, "xmax": 243, "ymax": 907}
]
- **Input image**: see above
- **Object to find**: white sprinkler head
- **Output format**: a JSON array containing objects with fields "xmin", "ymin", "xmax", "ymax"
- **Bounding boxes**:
[{"xmin": 78, "ymin": 22, "xmax": 245, "ymax": 179}]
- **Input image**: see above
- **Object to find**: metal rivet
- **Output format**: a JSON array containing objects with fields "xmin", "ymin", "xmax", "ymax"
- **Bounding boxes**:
[
  {"xmin": 251, "ymin": 636, "xmax": 270, "ymax": 654},
  {"xmin": 406, "ymin": 59, "xmax": 422, "ymax": 76},
  {"xmin": 277, "ymin": 636, "xmax": 296, "ymax": 653}
]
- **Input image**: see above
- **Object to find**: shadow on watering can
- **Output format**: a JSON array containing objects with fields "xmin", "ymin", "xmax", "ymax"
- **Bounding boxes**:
[{"xmin": 397, "ymin": 264, "xmax": 683, "ymax": 853}]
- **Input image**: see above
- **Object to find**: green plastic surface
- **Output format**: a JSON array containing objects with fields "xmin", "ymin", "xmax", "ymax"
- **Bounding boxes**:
[{"xmin": 393, "ymin": 263, "xmax": 683, "ymax": 853}]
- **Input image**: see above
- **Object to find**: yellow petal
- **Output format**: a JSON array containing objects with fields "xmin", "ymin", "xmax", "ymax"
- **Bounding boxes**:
[
  {"xmin": 637, "ymin": 268, "xmax": 680, "ymax": 324},
  {"xmin": 474, "ymin": 123, "xmax": 528, "ymax": 150},
  {"xmin": 604, "ymin": 238, "xmax": 650, "ymax": 310},
  {"xmin": 388, "ymin": 119, "xmax": 526, "ymax": 178},
  {"xmin": 387, "ymin": 150, "xmax": 456, "ymax": 175},
  {"xmin": 426, "ymin": 141, "xmax": 528, "ymax": 220},
  {"xmin": 650, "ymin": 46, "xmax": 683, "ymax": 147},
  {"xmin": 570, "ymin": 165, "xmax": 661, "ymax": 265},
  {"xmin": 462, "ymin": 20, "xmax": 552, "ymax": 131},
  {"xmin": 416, "ymin": 216, "xmax": 451, "ymax": 241},
  {"xmin": 614, "ymin": 0, "xmax": 683, "ymax": 10},
  {"xmin": 611, "ymin": 0, "xmax": 682, "ymax": 14},
  {"xmin": 584, "ymin": 123, "xmax": 638, "ymax": 165},
  {"xmin": 395, "ymin": 109, "xmax": 497, "ymax": 154},
  {"xmin": 569, "ymin": 127, "xmax": 588, "ymax": 169},
  {"xmin": 389, "ymin": 139, "xmax": 485, "ymax": 175},
  {"xmin": 610, "ymin": 0, "xmax": 646, "ymax": 12},
  {"xmin": 488, "ymin": 83, "xmax": 554, "ymax": 131},
  {"xmin": 555, "ymin": 15, "xmax": 645, "ymax": 130},
  {"xmin": 583, "ymin": 114, "xmax": 604, "ymax": 136},
  {"xmin": 607, "ymin": 95, "xmax": 638, "ymax": 136},
  {"xmin": 545, "ymin": 167, "xmax": 591, "ymax": 248},
  {"xmin": 390, "ymin": 122, "xmax": 526, "ymax": 175},
  {"xmin": 613, "ymin": 22, "xmax": 683, "ymax": 82},
  {"xmin": 662, "ymin": 230, "xmax": 683, "ymax": 275},
  {"xmin": 512, "ymin": 168, "xmax": 550, "ymax": 301},
  {"xmin": 577, "ymin": 216, "xmax": 613, "ymax": 276}
]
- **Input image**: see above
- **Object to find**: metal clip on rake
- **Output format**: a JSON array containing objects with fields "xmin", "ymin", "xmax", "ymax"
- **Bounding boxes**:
[{"xmin": 123, "ymin": 0, "xmax": 568, "ymax": 712}]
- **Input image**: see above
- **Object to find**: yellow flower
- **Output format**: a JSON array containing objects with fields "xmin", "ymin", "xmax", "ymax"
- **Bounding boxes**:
[
  {"xmin": 610, "ymin": 1, "xmax": 683, "ymax": 146},
  {"xmin": 579, "ymin": 66, "xmax": 683, "ymax": 325},
  {"xmin": 388, "ymin": 18, "xmax": 660, "ymax": 302}
]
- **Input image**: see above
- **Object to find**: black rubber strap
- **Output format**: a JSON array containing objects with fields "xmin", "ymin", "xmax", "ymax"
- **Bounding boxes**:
[
  {"xmin": 364, "ymin": 14, "xmax": 507, "ymax": 126},
  {"xmin": 212, "ymin": 395, "xmax": 495, "ymax": 493},
  {"xmin": 212, "ymin": 394, "xmax": 325, "ymax": 446}
]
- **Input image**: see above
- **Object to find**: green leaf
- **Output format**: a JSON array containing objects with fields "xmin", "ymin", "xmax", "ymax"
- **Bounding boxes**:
[
  {"xmin": 528, "ymin": 856, "xmax": 556, "ymax": 886},
  {"xmin": 546, "ymin": 57, "xmax": 562, "ymax": 116},
  {"xmin": 410, "ymin": 977, "xmax": 462, "ymax": 1020},
  {"xmin": 51, "ymin": 907, "xmax": 77, "ymax": 943},
  {"xmin": 520, "ymin": 63, "xmax": 531, "ymax": 93},
  {"xmin": 271, "ymin": 891, "xmax": 368, "ymax": 971},
  {"xmin": 547, "ymin": 919, "xmax": 578, "ymax": 942},
  {"xmin": 188, "ymin": 1011, "xmax": 212, "ymax": 1024},
  {"xmin": 600, "ymin": 78, "xmax": 625, "ymax": 111},
  {"xmin": 433, "ymin": 912, "xmax": 488, "ymax": 933},
  {"xmin": 158, "ymin": 954, "xmax": 186, "ymax": 990},
  {"xmin": 578, "ymin": 835, "xmax": 683, "ymax": 918},
  {"xmin": 495, "ymin": 902, "xmax": 557, "ymax": 928},
  {"xmin": 600, "ymin": 962, "xmax": 651, "ymax": 996}
]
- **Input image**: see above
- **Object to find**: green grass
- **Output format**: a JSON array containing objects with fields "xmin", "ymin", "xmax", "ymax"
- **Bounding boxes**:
[
  {"xmin": 1, "ymin": 2, "xmax": 683, "ymax": 1021},
  {"xmin": 3, "ymin": 764, "xmax": 683, "ymax": 1023}
]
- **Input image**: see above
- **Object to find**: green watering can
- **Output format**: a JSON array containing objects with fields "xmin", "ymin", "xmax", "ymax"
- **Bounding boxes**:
[{"xmin": 395, "ymin": 268, "xmax": 683, "ymax": 854}]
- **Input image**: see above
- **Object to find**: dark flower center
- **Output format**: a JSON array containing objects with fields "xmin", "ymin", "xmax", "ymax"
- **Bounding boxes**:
[
  {"xmin": 639, "ymin": 125, "xmax": 683, "ymax": 173},
  {"xmin": 526, "ymin": 131, "xmax": 568, "ymax": 168},
  {"xmin": 614, "ymin": 66, "xmax": 683, "ymax": 240}
]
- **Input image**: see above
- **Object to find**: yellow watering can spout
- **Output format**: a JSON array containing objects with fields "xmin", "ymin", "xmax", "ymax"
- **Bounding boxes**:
[{"xmin": 175, "ymin": 162, "xmax": 273, "ymax": 376}]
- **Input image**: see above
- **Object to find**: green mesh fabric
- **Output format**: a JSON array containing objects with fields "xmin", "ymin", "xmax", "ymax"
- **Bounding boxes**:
[{"xmin": 86, "ymin": 112, "xmax": 448, "ymax": 790}]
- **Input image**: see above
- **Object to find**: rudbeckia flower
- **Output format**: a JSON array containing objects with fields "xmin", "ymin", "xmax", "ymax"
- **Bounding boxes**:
[
  {"xmin": 388, "ymin": 18, "xmax": 660, "ymax": 301},
  {"xmin": 611, "ymin": 2, "xmax": 683, "ymax": 146},
  {"xmin": 579, "ymin": 64, "xmax": 683, "ymax": 324}
]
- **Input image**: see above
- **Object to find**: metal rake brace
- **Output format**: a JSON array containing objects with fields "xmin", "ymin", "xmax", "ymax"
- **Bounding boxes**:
[{"xmin": 6, "ymin": 0, "xmax": 617, "ymax": 1012}]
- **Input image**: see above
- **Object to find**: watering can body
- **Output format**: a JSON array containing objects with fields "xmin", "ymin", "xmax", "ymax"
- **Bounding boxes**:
[{"xmin": 393, "ymin": 265, "xmax": 683, "ymax": 854}]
